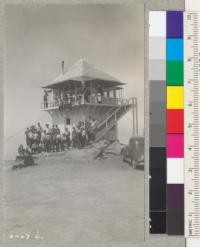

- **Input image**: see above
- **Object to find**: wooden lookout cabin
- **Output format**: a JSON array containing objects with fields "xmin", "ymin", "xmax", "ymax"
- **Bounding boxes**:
[{"xmin": 41, "ymin": 59, "xmax": 138, "ymax": 141}]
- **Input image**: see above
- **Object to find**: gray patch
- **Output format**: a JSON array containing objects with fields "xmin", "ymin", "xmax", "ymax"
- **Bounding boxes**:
[
  {"xmin": 149, "ymin": 60, "xmax": 166, "ymax": 81},
  {"xmin": 150, "ymin": 124, "xmax": 166, "ymax": 147},
  {"xmin": 150, "ymin": 102, "xmax": 166, "ymax": 125},
  {"xmin": 149, "ymin": 37, "xmax": 166, "ymax": 60},
  {"xmin": 150, "ymin": 81, "xmax": 166, "ymax": 103}
]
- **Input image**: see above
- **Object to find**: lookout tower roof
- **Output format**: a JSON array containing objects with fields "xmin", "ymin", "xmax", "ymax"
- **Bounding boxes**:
[{"xmin": 42, "ymin": 59, "xmax": 125, "ymax": 89}]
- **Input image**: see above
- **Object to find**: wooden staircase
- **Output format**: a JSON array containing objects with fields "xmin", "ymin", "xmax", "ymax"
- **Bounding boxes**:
[{"xmin": 94, "ymin": 98, "xmax": 134, "ymax": 142}]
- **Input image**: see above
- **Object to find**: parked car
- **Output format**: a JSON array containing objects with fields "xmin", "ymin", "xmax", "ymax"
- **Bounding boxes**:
[{"xmin": 121, "ymin": 136, "xmax": 144, "ymax": 169}]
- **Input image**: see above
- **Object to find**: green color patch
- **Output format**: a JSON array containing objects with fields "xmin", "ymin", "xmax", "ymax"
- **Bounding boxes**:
[{"xmin": 167, "ymin": 61, "xmax": 183, "ymax": 86}]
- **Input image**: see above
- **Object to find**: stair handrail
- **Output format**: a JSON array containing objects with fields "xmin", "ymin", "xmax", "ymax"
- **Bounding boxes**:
[
  {"xmin": 95, "ymin": 107, "xmax": 118, "ymax": 129},
  {"xmin": 95, "ymin": 109, "xmax": 126, "ymax": 141},
  {"xmin": 94, "ymin": 98, "xmax": 134, "ymax": 141},
  {"xmin": 96, "ymin": 97, "xmax": 133, "ymax": 130},
  {"xmin": 96, "ymin": 107, "xmax": 121, "ymax": 130}
]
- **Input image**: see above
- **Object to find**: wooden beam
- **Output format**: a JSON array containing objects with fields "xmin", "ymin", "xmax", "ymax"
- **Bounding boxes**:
[{"xmin": 132, "ymin": 98, "xmax": 135, "ymax": 137}]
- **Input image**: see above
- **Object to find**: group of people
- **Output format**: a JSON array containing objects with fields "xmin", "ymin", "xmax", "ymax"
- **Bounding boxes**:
[
  {"xmin": 43, "ymin": 87, "xmax": 105, "ymax": 109},
  {"xmin": 18, "ymin": 117, "xmax": 97, "ymax": 156}
]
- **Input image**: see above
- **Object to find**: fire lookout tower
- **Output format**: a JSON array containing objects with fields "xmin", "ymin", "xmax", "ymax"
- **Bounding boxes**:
[{"xmin": 41, "ymin": 59, "xmax": 138, "ymax": 142}]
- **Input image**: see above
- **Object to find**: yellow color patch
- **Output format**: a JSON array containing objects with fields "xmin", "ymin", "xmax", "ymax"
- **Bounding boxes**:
[{"xmin": 167, "ymin": 86, "xmax": 184, "ymax": 109}]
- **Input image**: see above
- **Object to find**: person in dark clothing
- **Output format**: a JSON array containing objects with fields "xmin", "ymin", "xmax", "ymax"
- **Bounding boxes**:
[
  {"xmin": 37, "ymin": 122, "xmax": 42, "ymax": 144},
  {"xmin": 81, "ymin": 128, "xmax": 86, "ymax": 147},
  {"xmin": 45, "ymin": 124, "xmax": 51, "ymax": 152},
  {"xmin": 43, "ymin": 91, "xmax": 48, "ymax": 108},
  {"xmin": 64, "ymin": 127, "xmax": 71, "ymax": 149},
  {"xmin": 77, "ymin": 127, "xmax": 82, "ymax": 148},
  {"xmin": 84, "ymin": 88, "xmax": 90, "ymax": 103},
  {"xmin": 55, "ymin": 125, "xmax": 61, "ymax": 134},
  {"xmin": 18, "ymin": 144, "xmax": 25, "ymax": 156},
  {"xmin": 51, "ymin": 125, "xmax": 56, "ymax": 152},
  {"xmin": 25, "ymin": 128, "xmax": 30, "ymax": 147},
  {"xmin": 56, "ymin": 133, "xmax": 61, "ymax": 152},
  {"xmin": 72, "ymin": 127, "xmax": 77, "ymax": 148},
  {"xmin": 60, "ymin": 134, "xmax": 66, "ymax": 151}
]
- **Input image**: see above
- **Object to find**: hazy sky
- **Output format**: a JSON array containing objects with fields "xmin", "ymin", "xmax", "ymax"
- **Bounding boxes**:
[{"xmin": 4, "ymin": 4, "xmax": 144, "ymax": 159}]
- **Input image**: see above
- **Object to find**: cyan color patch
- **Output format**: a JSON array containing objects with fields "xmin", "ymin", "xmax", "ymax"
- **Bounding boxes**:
[{"xmin": 167, "ymin": 39, "xmax": 183, "ymax": 61}]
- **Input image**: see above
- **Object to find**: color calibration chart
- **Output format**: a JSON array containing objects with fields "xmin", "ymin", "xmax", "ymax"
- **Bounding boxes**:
[
  {"xmin": 149, "ymin": 8, "xmax": 200, "ymax": 246},
  {"xmin": 149, "ymin": 11, "xmax": 184, "ymax": 235}
]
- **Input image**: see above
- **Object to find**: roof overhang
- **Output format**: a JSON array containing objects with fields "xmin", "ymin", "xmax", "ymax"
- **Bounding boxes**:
[
  {"xmin": 42, "ymin": 59, "xmax": 126, "ymax": 89},
  {"xmin": 42, "ymin": 78, "xmax": 125, "ymax": 89}
]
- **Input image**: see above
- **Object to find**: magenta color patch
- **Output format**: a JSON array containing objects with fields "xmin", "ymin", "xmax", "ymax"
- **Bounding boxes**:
[{"xmin": 167, "ymin": 134, "xmax": 184, "ymax": 158}]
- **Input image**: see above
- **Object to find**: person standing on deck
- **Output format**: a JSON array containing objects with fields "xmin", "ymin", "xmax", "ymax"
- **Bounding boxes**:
[{"xmin": 43, "ymin": 91, "xmax": 48, "ymax": 108}]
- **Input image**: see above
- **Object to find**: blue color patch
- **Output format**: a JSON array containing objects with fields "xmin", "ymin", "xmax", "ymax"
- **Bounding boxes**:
[{"xmin": 167, "ymin": 39, "xmax": 183, "ymax": 61}]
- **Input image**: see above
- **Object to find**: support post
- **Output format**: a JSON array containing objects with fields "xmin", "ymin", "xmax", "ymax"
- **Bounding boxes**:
[
  {"xmin": 135, "ymin": 98, "xmax": 138, "ymax": 136},
  {"xmin": 132, "ymin": 98, "xmax": 135, "ymax": 137},
  {"xmin": 115, "ymin": 112, "xmax": 117, "ymax": 121}
]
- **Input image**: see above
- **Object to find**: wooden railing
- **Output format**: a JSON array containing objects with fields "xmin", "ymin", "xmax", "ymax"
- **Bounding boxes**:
[
  {"xmin": 41, "ymin": 101, "xmax": 59, "ymax": 109},
  {"xmin": 41, "ymin": 95, "xmax": 133, "ymax": 110}
]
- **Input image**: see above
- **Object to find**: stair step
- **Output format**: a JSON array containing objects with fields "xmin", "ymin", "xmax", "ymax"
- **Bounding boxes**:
[{"xmin": 94, "ymin": 102, "xmax": 132, "ymax": 142}]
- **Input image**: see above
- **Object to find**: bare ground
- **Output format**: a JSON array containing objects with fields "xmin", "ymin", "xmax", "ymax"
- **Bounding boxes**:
[{"xmin": 3, "ymin": 151, "xmax": 144, "ymax": 247}]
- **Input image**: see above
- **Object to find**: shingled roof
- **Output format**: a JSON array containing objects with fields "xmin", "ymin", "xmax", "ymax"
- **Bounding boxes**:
[{"xmin": 42, "ymin": 59, "xmax": 124, "ymax": 89}]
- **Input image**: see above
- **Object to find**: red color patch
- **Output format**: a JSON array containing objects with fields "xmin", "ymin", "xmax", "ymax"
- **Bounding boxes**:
[{"xmin": 167, "ymin": 109, "xmax": 184, "ymax": 133}]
